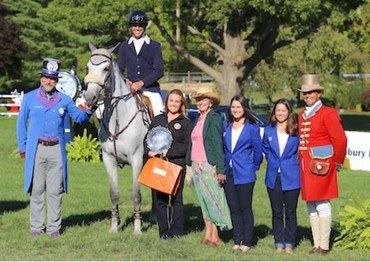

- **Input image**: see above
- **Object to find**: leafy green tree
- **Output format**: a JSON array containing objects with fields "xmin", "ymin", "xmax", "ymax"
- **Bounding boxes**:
[
  {"xmin": 251, "ymin": 59, "xmax": 284, "ymax": 106},
  {"xmin": 0, "ymin": 3, "xmax": 27, "ymax": 91},
  {"xmin": 146, "ymin": 0, "xmax": 365, "ymax": 103},
  {"xmin": 250, "ymin": 25, "xmax": 370, "ymax": 107},
  {"xmin": 3, "ymin": 0, "xmax": 95, "ymax": 91},
  {"xmin": 347, "ymin": 1, "xmax": 370, "ymax": 55},
  {"xmin": 2, "ymin": 0, "xmax": 368, "ymax": 103}
]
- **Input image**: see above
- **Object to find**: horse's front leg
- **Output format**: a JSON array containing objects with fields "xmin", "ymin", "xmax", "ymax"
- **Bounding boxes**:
[
  {"xmin": 131, "ymin": 153, "xmax": 143, "ymax": 235},
  {"xmin": 103, "ymin": 153, "xmax": 120, "ymax": 233}
]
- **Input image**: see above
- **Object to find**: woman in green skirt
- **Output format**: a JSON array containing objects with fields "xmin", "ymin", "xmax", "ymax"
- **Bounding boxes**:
[{"xmin": 186, "ymin": 86, "xmax": 232, "ymax": 246}]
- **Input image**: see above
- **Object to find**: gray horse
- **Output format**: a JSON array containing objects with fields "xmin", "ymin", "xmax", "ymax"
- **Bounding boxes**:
[{"xmin": 84, "ymin": 43, "xmax": 150, "ymax": 234}]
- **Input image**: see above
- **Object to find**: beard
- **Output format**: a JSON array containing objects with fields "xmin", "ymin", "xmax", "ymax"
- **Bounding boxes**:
[{"xmin": 42, "ymin": 83, "xmax": 57, "ymax": 93}]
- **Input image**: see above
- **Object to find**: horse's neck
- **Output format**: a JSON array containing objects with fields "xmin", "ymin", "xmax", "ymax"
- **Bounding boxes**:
[
  {"xmin": 110, "ymin": 62, "xmax": 130, "ymax": 97},
  {"xmin": 107, "ymin": 62, "xmax": 137, "ymax": 115}
]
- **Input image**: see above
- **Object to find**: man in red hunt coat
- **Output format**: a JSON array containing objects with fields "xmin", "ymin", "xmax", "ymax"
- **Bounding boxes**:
[{"xmin": 298, "ymin": 74, "xmax": 347, "ymax": 255}]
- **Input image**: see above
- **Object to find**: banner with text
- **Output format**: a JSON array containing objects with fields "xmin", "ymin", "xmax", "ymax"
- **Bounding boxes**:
[{"xmin": 345, "ymin": 131, "xmax": 370, "ymax": 171}]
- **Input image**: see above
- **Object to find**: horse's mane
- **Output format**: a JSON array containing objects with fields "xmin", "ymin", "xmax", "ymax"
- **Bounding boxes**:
[{"xmin": 110, "ymin": 60, "xmax": 130, "ymax": 95}]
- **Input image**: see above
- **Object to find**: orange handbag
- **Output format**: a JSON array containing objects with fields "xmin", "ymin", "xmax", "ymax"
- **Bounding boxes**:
[{"xmin": 138, "ymin": 157, "xmax": 183, "ymax": 195}]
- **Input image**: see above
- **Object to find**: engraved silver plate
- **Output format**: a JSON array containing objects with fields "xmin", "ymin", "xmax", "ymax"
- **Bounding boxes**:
[{"xmin": 146, "ymin": 126, "xmax": 173, "ymax": 152}]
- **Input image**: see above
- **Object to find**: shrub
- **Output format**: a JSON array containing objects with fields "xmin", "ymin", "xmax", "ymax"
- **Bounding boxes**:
[
  {"xmin": 360, "ymin": 89, "xmax": 370, "ymax": 111},
  {"xmin": 66, "ymin": 129, "xmax": 101, "ymax": 163},
  {"xmin": 324, "ymin": 78, "xmax": 368, "ymax": 109},
  {"xmin": 355, "ymin": 103, "xmax": 362, "ymax": 112},
  {"xmin": 334, "ymin": 194, "xmax": 370, "ymax": 249},
  {"xmin": 342, "ymin": 157, "xmax": 350, "ymax": 170}
]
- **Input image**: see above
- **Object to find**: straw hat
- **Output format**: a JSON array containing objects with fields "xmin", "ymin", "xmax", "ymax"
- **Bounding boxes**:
[
  {"xmin": 299, "ymin": 74, "xmax": 324, "ymax": 92},
  {"xmin": 192, "ymin": 86, "xmax": 220, "ymax": 106}
]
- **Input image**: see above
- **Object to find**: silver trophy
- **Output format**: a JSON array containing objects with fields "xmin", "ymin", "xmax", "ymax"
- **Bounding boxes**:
[{"xmin": 146, "ymin": 126, "xmax": 173, "ymax": 152}]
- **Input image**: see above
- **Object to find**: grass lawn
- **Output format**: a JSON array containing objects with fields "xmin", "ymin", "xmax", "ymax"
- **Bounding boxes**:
[{"xmin": 0, "ymin": 117, "xmax": 369, "ymax": 261}]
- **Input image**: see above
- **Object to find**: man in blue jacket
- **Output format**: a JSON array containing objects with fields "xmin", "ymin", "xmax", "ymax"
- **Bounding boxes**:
[
  {"xmin": 117, "ymin": 10, "xmax": 164, "ymax": 117},
  {"xmin": 118, "ymin": 10, "xmax": 165, "ymax": 222},
  {"xmin": 17, "ymin": 58, "xmax": 93, "ymax": 237}
]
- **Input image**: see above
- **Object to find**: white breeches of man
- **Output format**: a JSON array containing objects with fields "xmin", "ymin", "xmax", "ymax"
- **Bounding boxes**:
[{"xmin": 143, "ymin": 90, "xmax": 164, "ymax": 117}]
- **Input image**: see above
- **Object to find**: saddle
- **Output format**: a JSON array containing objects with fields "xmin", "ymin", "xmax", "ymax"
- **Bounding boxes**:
[{"xmin": 134, "ymin": 93, "xmax": 154, "ymax": 122}]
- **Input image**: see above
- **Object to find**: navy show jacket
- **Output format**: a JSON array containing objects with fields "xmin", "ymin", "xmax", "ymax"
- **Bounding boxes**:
[{"xmin": 117, "ymin": 37, "xmax": 164, "ymax": 93}]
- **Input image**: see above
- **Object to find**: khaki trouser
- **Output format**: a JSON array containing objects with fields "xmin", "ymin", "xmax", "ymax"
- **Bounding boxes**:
[{"xmin": 30, "ymin": 144, "xmax": 63, "ymax": 233}]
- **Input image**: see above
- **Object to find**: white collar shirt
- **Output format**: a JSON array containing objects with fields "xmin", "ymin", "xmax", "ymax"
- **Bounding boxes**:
[{"xmin": 128, "ymin": 35, "xmax": 150, "ymax": 54}]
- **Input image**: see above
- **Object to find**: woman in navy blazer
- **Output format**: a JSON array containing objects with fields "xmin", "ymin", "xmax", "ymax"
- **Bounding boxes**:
[
  {"xmin": 262, "ymin": 98, "xmax": 300, "ymax": 254},
  {"xmin": 223, "ymin": 95, "xmax": 263, "ymax": 252}
]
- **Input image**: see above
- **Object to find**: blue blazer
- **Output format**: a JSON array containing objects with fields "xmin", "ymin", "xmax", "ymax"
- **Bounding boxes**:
[
  {"xmin": 17, "ymin": 88, "xmax": 91, "ymax": 193},
  {"xmin": 223, "ymin": 121, "xmax": 263, "ymax": 185},
  {"xmin": 262, "ymin": 125, "xmax": 300, "ymax": 190}
]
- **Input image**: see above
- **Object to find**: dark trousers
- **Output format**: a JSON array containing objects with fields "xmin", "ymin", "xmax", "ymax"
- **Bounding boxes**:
[
  {"xmin": 156, "ymin": 173, "xmax": 186, "ymax": 238},
  {"xmin": 267, "ymin": 174, "xmax": 300, "ymax": 248},
  {"xmin": 224, "ymin": 172, "xmax": 255, "ymax": 246}
]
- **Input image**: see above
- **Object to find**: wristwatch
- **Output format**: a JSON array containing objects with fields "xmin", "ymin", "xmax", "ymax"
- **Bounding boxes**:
[{"xmin": 56, "ymin": 71, "xmax": 81, "ymax": 99}]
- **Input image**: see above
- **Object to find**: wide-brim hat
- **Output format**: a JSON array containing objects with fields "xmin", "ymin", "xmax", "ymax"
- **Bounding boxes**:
[
  {"xmin": 40, "ymin": 58, "xmax": 61, "ymax": 79},
  {"xmin": 192, "ymin": 86, "xmax": 220, "ymax": 106},
  {"xmin": 299, "ymin": 74, "xmax": 324, "ymax": 92}
]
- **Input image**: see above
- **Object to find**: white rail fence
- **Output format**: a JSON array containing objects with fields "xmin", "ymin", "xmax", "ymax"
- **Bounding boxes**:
[{"xmin": 0, "ymin": 91, "xmax": 24, "ymax": 117}]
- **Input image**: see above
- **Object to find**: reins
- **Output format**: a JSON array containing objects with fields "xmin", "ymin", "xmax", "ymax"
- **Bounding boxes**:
[
  {"xmin": 100, "ymin": 93, "xmax": 138, "ymax": 165},
  {"xmin": 86, "ymin": 53, "xmax": 151, "ymax": 166}
]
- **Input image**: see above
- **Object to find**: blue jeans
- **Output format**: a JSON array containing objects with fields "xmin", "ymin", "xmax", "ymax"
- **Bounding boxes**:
[
  {"xmin": 224, "ymin": 171, "xmax": 255, "ymax": 246},
  {"xmin": 267, "ymin": 174, "xmax": 300, "ymax": 248}
]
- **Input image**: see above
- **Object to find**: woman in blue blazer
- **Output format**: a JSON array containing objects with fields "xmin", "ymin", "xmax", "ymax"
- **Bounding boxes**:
[
  {"xmin": 223, "ymin": 95, "xmax": 263, "ymax": 252},
  {"xmin": 262, "ymin": 98, "xmax": 300, "ymax": 254}
]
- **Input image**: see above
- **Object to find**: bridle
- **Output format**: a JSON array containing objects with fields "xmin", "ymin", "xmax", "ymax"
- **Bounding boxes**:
[
  {"xmin": 85, "ymin": 52, "xmax": 116, "ymax": 103},
  {"xmin": 84, "ymin": 52, "xmax": 150, "ymax": 165}
]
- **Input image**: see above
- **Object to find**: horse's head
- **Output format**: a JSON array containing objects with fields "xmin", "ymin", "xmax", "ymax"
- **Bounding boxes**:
[{"xmin": 84, "ymin": 42, "xmax": 119, "ymax": 107}]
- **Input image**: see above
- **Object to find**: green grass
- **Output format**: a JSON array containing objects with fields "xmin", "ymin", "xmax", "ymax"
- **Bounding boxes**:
[{"xmin": 1, "ymin": 117, "xmax": 370, "ymax": 260}]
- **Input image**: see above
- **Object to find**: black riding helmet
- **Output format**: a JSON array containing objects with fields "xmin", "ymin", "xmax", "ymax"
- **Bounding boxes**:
[{"xmin": 128, "ymin": 10, "xmax": 148, "ymax": 27}]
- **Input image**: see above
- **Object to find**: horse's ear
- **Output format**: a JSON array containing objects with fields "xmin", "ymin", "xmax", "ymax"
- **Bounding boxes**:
[
  {"xmin": 89, "ymin": 42, "xmax": 97, "ymax": 51},
  {"xmin": 108, "ymin": 42, "xmax": 120, "ymax": 54}
]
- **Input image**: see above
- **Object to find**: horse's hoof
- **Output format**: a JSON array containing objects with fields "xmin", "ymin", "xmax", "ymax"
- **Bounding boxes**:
[{"xmin": 133, "ymin": 218, "xmax": 142, "ymax": 235}]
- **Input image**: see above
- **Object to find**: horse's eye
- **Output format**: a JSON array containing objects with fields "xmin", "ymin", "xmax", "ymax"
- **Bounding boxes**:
[{"xmin": 104, "ymin": 67, "xmax": 109, "ymax": 72}]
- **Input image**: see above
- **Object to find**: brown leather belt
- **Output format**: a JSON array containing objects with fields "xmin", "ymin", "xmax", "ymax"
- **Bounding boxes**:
[{"xmin": 38, "ymin": 139, "xmax": 59, "ymax": 146}]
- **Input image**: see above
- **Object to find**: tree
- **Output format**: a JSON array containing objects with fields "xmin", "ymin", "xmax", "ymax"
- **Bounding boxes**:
[
  {"xmin": 23, "ymin": 0, "xmax": 205, "ymax": 76},
  {"xmin": 2, "ymin": 0, "xmax": 100, "ymax": 92},
  {"xmin": 0, "ymin": 3, "xmax": 27, "ymax": 79},
  {"xmin": 347, "ymin": 1, "xmax": 370, "ymax": 55},
  {"xmin": 249, "ymin": 25, "xmax": 370, "ymax": 105},
  {"xmin": 2, "ymin": 0, "xmax": 368, "ymax": 101},
  {"xmin": 147, "ymin": 0, "xmax": 365, "ymax": 103}
]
